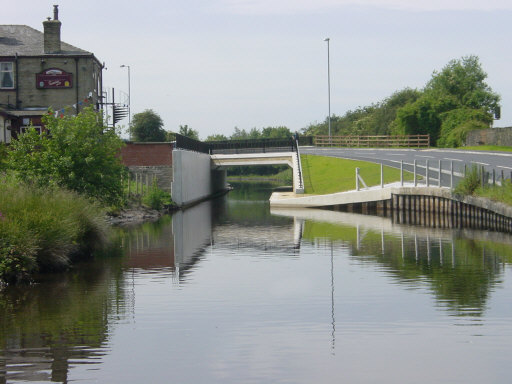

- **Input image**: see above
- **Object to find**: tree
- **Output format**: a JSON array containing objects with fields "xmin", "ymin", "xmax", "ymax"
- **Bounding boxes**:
[
  {"xmin": 130, "ymin": 109, "xmax": 166, "ymax": 142},
  {"xmin": 178, "ymin": 125, "xmax": 199, "ymax": 140},
  {"xmin": 392, "ymin": 56, "xmax": 500, "ymax": 146},
  {"xmin": 205, "ymin": 134, "xmax": 228, "ymax": 142},
  {"xmin": 7, "ymin": 107, "xmax": 126, "ymax": 206},
  {"xmin": 261, "ymin": 126, "xmax": 292, "ymax": 139}
]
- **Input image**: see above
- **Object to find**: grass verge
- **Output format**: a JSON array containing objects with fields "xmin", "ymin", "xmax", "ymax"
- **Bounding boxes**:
[{"xmin": 301, "ymin": 154, "xmax": 414, "ymax": 195}]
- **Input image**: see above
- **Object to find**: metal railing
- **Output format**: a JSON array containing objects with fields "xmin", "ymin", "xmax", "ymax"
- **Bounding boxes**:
[
  {"xmin": 174, "ymin": 133, "xmax": 211, "ymax": 154},
  {"xmin": 207, "ymin": 137, "xmax": 297, "ymax": 154},
  {"xmin": 314, "ymin": 134, "xmax": 430, "ymax": 148}
]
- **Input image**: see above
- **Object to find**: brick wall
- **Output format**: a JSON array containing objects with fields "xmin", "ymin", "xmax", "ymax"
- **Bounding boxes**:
[
  {"xmin": 120, "ymin": 142, "xmax": 173, "ymax": 166},
  {"xmin": 120, "ymin": 143, "xmax": 174, "ymax": 192}
]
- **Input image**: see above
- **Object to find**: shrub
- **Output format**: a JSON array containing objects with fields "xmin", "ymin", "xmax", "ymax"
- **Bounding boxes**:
[
  {"xmin": 142, "ymin": 179, "xmax": 172, "ymax": 210},
  {"xmin": 454, "ymin": 165, "xmax": 481, "ymax": 196},
  {"xmin": 6, "ymin": 107, "xmax": 126, "ymax": 207}
]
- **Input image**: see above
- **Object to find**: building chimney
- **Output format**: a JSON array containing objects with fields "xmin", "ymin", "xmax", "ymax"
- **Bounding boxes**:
[{"xmin": 43, "ymin": 5, "xmax": 61, "ymax": 53}]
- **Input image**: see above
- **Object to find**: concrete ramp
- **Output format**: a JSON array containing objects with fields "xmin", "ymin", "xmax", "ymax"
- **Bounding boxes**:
[{"xmin": 270, "ymin": 183, "xmax": 404, "ymax": 208}]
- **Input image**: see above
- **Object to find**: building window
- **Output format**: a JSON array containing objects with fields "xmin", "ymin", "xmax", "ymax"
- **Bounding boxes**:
[
  {"xmin": 1, "ymin": 62, "xmax": 14, "ymax": 89},
  {"xmin": 20, "ymin": 126, "xmax": 42, "ymax": 135}
]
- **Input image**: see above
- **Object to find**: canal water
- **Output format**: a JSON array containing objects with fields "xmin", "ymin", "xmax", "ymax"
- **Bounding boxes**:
[{"xmin": 2, "ymin": 182, "xmax": 512, "ymax": 383}]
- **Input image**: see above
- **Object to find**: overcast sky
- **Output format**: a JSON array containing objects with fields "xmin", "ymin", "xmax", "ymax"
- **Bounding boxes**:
[{"xmin": 6, "ymin": 0, "xmax": 512, "ymax": 139}]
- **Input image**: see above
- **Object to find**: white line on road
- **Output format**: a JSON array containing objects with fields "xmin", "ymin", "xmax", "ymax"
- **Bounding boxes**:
[
  {"xmin": 416, "ymin": 155, "xmax": 436, "ymax": 159},
  {"xmin": 497, "ymin": 165, "xmax": 512, "ymax": 170},
  {"xmin": 443, "ymin": 158, "xmax": 464, "ymax": 162},
  {"xmin": 471, "ymin": 161, "xmax": 490, "ymax": 166}
]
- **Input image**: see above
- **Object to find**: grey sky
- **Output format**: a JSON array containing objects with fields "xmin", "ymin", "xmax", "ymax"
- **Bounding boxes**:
[{"xmin": 6, "ymin": 0, "xmax": 512, "ymax": 139}]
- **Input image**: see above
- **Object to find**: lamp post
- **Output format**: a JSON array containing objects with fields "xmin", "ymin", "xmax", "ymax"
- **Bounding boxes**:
[
  {"xmin": 120, "ymin": 64, "xmax": 131, "ymax": 128},
  {"xmin": 324, "ymin": 38, "xmax": 331, "ymax": 144}
]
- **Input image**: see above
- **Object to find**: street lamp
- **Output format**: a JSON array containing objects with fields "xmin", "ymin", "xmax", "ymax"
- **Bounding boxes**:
[
  {"xmin": 324, "ymin": 38, "xmax": 331, "ymax": 144},
  {"xmin": 120, "ymin": 64, "xmax": 131, "ymax": 128}
]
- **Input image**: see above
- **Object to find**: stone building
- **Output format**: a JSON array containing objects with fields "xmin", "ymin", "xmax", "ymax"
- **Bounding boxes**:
[{"xmin": 0, "ymin": 5, "xmax": 103, "ymax": 143}]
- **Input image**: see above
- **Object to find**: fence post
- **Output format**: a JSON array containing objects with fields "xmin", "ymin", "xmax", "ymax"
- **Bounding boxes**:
[
  {"xmin": 493, "ymin": 169, "xmax": 496, "ymax": 186},
  {"xmin": 426, "ymin": 160, "xmax": 430, "ymax": 187},
  {"xmin": 450, "ymin": 161, "xmax": 454, "ymax": 190},
  {"xmin": 481, "ymin": 166, "xmax": 485, "ymax": 188},
  {"xmin": 400, "ymin": 160, "xmax": 403, "ymax": 187},
  {"xmin": 380, "ymin": 163, "xmax": 384, "ymax": 188},
  {"xmin": 414, "ymin": 160, "xmax": 417, "ymax": 187},
  {"xmin": 356, "ymin": 167, "xmax": 360, "ymax": 191},
  {"xmin": 438, "ymin": 160, "xmax": 442, "ymax": 187}
]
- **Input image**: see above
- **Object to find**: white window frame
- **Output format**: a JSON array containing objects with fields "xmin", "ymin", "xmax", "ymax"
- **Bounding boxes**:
[
  {"xmin": 0, "ymin": 62, "xmax": 14, "ymax": 89},
  {"xmin": 20, "ymin": 126, "xmax": 42, "ymax": 135}
]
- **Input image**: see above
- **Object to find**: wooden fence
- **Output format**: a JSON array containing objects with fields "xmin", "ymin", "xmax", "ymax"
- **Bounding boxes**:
[{"xmin": 314, "ymin": 134, "xmax": 430, "ymax": 148}]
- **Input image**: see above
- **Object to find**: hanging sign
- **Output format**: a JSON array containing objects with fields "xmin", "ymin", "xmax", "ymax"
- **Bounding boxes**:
[{"xmin": 36, "ymin": 68, "xmax": 73, "ymax": 89}]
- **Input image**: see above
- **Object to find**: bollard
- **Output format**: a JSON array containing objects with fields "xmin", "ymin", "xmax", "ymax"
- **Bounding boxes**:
[{"xmin": 356, "ymin": 167, "xmax": 360, "ymax": 191}]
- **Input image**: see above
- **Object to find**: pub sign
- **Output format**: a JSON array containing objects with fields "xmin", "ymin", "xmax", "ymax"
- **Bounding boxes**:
[{"xmin": 36, "ymin": 68, "xmax": 73, "ymax": 89}]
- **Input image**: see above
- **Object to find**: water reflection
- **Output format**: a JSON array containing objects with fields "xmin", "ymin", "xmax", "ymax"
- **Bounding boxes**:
[
  {"xmin": 2, "ymin": 182, "xmax": 512, "ymax": 383},
  {"xmin": 272, "ymin": 207, "xmax": 511, "ymax": 317},
  {"xmin": 0, "ymin": 257, "xmax": 128, "ymax": 383}
]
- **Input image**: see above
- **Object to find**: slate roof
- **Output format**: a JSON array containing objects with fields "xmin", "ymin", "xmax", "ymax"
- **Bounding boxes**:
[{"xmin": 0, "ymin": 25, "xmax": 92, "ymax": 56}]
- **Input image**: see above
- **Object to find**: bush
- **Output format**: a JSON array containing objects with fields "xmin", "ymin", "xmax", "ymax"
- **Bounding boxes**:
[
  {"xmin": 454, "ymin": 165, "xmax": 481, "ymax": 196},
  {"xmin": 6, "ymin": 107, "xmax": 126, "ymax": 207},
  {"xmin": 142, "ymin": 179, "xmax": 172, "ymax": 210},
  {"xmin": 0, "ymin": 178, "xmax": 109, "ymax": 283}
]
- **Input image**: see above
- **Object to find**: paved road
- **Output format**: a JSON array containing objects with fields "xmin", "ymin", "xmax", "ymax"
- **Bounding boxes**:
[{"xmin": 301, "ymin": 147, "xmax": 512, "ymax": 187}]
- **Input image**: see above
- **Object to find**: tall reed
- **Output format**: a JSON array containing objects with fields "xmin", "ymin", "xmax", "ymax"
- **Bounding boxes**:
[{"xmin": 0, "ymin": 178, "xmax": 108, "ymax": 284}]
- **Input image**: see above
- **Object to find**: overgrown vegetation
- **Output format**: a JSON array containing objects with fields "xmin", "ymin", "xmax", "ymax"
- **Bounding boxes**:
[
  {"xmin": 454, "ymin": 165, "xmax": 482, "ymax": 196},
  {"xmin": 454, "ymin": 165, "xmax": 512, "ymax": 206},
  {"xmin": 142, "ymin": 179, "xmax": 173, "ymax": 210},
  {"xmin": 0, "ymin": 108, "xmax": 138, "ymax": 285},
  {"xmin": 0, "ymin": 178, "xmax": 108, "ymax": 284}
]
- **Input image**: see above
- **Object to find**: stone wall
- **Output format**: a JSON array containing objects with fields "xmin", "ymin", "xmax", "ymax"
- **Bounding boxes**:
[
  {"xmin": 466, "ymin": 127, "xmax": 512, "ymax": 146},
  {"xmin": 126, "ymin": 165, "xmax": 173, "ymax": 192}
]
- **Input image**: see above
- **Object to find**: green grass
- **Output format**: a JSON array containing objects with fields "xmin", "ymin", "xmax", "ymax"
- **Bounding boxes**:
[
  {"xmin": 301, "ymin": 154, "xmax": 415, "ymax": 195},
  {"xmin": 459, "ymin": 145, "xmax": 512, "ymax": 152},
  {"xmin": 0, "ymin": 177, "xmax": 109, "ymax": 284},
  {"xmin": 475, "ymin": 182, "xmax": 512, "ymax": 206}
]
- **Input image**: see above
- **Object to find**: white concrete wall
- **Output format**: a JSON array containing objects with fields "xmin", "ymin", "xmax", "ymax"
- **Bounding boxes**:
[{"xmin": 172, "ymin": 149, "xmax": 227, "ymax": 207}]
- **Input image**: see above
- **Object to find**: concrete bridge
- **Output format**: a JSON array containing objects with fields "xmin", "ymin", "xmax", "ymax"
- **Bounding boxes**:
[
  {"xmin": 120, "ymin": 135, "xmax": 305, "ymax": 207},
  {"xmin": 211, "ymin": 151, "xmax": 304, "ymax": 194}
]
